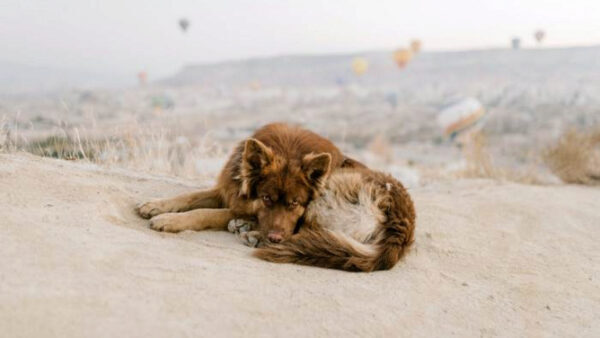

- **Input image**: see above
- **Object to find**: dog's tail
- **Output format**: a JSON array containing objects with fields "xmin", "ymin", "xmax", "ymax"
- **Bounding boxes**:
[{"xmin": 254, "ymin": 215, "xmax": 414, "ymax": 272}]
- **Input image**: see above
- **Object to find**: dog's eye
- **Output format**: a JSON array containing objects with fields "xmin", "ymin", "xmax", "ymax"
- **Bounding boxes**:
[{"xmin": 262, "ymin": 195, "xmax": 272, "ymax": 205}]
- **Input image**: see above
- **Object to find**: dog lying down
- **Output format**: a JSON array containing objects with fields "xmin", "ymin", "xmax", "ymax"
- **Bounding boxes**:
[
  {"xmin": 229, "ymin": 167, "xmax": 416, "ymax": 272},
  {"xmin": 136, "ymin": 123, "xmax": 415, "ymax": 272}
]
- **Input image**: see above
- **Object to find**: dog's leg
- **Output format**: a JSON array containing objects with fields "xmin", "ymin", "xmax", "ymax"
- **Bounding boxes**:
[
  {"xmin": 227, "ymin": 218, "xmax": 258, "ymax": 234},
  {"xmin": 239, "ymin": 231, "xmax": 264, "ymax": 248},
  {"xmin": 149, "ymin": 208, "xmax": 233, "ymax": 233},
  {"xmin": 136, "ymin": 188, "xmax": 222, "ymax": 219},
  {"xmin": 227, "ymin": 219, "xmax": 263, "ymax": 247}
]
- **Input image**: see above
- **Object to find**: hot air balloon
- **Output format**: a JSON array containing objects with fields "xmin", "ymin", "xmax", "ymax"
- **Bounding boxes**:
[
  {"xmin": 178, "ymin": 18, "xmax": 190, "ymax": 33},
  {"xmin": 511, "ymin": 37, "xmax": 521, "ymax": 50},
  {"xmin": 351, "ymin": 57, "xmax": 368, "ymax": 76},
  {"xmin": 437, "ymin": 98, "xmax": 486, "ymax": 140},
  {"xmin": 393, "ymin": 49, "xmax": 413, "ymax": 68},
  {"xmin": 138, "ymin": 71, "xmax": 147, "ymax": 86},
  {"xmin": 534, "ymin": 30, "xmax": 545, "ymax": 44},
  {"xmin": 410, "ymin": 39, "xmax": 422, "ymax": 53}
]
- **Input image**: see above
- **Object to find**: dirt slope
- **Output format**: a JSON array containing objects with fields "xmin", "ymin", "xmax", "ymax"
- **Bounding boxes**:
[{"xmin": 0, "ymin": 153, "xmax": 598, "ymax": 337}]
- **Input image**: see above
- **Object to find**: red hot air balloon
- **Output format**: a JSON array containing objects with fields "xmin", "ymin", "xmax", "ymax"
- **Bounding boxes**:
[{"xmin": 534, "ymin": 30, "xmax": 545, "ymax": 44}]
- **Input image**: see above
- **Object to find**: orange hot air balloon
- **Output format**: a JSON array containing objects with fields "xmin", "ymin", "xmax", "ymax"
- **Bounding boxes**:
[
  {"xmin": 410, "ymin": 39, "xmax": 422, "ymax": 53},
  {"xmin": 351, "ymin": 57, "xmax": 368, "ymax": 75},
  {"xmin": 138, "ymin": 71, "xmax": 147, "ymax": 86},
  {"xmin": 393, "ymin": 49, "xmax": 413, "ymax": 68}
]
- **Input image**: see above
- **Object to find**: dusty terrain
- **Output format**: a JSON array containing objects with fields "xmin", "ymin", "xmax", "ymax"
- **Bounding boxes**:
[
  {"xmin": 1, "ymin": 153, "xmax": 598, "ymax": 337},
  {"xmin": 3, "ymin": 46, "xmax": 600, "ymax": 181}
]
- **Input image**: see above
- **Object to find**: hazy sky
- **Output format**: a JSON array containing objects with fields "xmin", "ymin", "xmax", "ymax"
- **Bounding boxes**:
[{"xmin": 2, "ymin": 0, "xmax": 599, "ymax": 78}]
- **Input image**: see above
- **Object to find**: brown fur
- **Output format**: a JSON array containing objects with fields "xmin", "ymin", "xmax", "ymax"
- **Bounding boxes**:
[
  {"xmin": 136, "ymin": 123, "xmax": 415, "ymax": 272},
  {"xmin": 137, "ymin": 123, "xmax": 360, "ymax": 239},
  {"xmin": 253, "ymin": 168, "xmax": 416, "ymax": 272}
]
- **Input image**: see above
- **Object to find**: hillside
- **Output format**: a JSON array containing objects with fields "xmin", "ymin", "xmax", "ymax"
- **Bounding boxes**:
[
  {"xmin": 161, "ymin": 46, "xmax": 600, "ymax": 96},
  {"xmin": 1, "ymin": 153, "xmax": 598, "ymax": 337}
]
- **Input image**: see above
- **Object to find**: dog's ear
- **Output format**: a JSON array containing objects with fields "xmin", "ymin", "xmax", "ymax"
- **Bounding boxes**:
[
  {"xmin": 240, "ymin": 138, "xmax": 274, "ymax": 197},
  {"xmin": 243, "ymin": 138, "xmax": 273, "ymax": 170},
  {"xmin": 302, "ymin": 152, "xmax": 332, "ymax": 188}
]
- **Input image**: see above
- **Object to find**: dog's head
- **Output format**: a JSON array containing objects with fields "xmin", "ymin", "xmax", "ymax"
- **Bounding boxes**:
[{"xmin": 240, "ymin": 138, "xmax": 331, "ymax": 243}]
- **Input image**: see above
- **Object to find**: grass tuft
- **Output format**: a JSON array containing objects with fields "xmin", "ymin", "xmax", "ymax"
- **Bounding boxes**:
[
  {"xmin": 458, "ymin": 131, "xmax": 544, "ymax": 184},
  {"xmin": 543, "ymin": 128, "xmax": 600, "ymax": 185}
]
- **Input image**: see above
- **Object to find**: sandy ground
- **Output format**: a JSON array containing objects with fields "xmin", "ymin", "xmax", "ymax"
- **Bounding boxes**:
[{"xmin": 0, "ymin": 153, "xmax": 599, "ymax": 337}]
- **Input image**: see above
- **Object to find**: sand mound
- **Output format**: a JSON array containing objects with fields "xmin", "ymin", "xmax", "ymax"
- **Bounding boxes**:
[{"xmin": 1, "ymin": 153, "xmax": 598, "ymax": 337}]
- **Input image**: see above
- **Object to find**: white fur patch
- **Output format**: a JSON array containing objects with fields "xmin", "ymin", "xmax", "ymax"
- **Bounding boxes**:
[
  {"xmin": 306, "ymin": 172, "xmax": 386, "ymax": 244},
  {"xmin": 327, "ymin": 230, "xmax": 378, "ymax": 257}
]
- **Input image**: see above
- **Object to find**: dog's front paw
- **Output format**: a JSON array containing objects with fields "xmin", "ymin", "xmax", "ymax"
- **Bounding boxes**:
[
  {"xmin": 149, "ymin": 213, "xmax": 186, "ymax": 233},
  {"xmin": 227, "ymin": 219, "xmax": 257, "ymax": 234},
  {"xmin": 239, "ymin": 231, "xmax": 263, "ymax": 248},
  {"xmin": 136, "ymin": 200, "xmax": 170, "ymax": 219}
]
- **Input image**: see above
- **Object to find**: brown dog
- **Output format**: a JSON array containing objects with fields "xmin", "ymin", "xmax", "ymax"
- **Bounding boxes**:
[
  {"xmin": 136, "ymin": 123, "xmax": 360, "ymax": 242},
  {"xmin": 252, "ymin": 167, "xmax": 416, "ymax": 271}
]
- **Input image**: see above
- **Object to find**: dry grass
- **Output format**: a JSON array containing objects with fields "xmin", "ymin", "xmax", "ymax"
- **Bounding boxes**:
[
  {"xmin": 7, "ymin": 114, "xmax": 594, "ymax": 187},
  {"xmin": 460, "ymin": 131, "xmax": 498, "ymax": 178},
  {"xmin": 1, "ymin": 115, "xmax": 17, "ymax": 153},
  {"xmin": 1, "ymin": 116, "xmax": 227, "ymax": 180},
  {"xmin": 458, "ymin": 131, "xmax": 544, "ymax": 185},
  {"xmin": 367, "ymin": 135, "xmax": 392, "ymax": 163},
  {"xmin": 543, "ymin": 128, "xmax": 600, "ymax": 185},
  {"xmin": 25, "ymin": 134, "xmax": 96, "ymax": 160}
]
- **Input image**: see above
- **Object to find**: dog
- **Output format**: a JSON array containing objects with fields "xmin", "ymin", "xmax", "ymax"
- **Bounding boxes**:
[
  {"xmin": 232, "ymin": 167, "xmax": 416, "ymax": 272},
  {"xmin": 137, "ymin": 123, "xmax": 415, "ymax": 271},
  {"xmin": 136, "ymin": 123, "xmax": 363, "ymax": 242}
]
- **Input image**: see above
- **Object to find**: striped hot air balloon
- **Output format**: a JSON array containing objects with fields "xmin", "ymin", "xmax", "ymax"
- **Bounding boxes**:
[{"xmin": 437, "ymin": 98, "xmax": 486, "ymax": 139}]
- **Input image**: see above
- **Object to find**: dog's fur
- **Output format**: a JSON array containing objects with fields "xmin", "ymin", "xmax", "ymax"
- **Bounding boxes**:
[
  {"xmin": 136, "ymin": 123, "xmax": 359, "ymax": 240},
  {"xmin": 252, "ymin": 167, "xmax": 416, "ymax": 272},
  {"xmin": 136, "ymin": 123, "xmax": 415, "ymax": 272}
]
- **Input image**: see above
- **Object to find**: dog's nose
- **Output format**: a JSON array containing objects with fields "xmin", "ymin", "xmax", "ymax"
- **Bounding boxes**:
[{"xmin": 267, "ymin": 231, "xmax": 283, "ymax": 243}]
